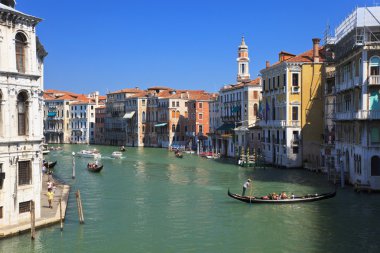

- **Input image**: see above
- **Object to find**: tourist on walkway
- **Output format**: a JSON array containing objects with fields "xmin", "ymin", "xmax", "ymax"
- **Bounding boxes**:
[
  {"xmin": 42, "ymin": 164, "xmax": 47, "ymax": 174},
  {"xmin": 46, "ymin": 188, "xmax": 54, "ymax": 209},
  {"xmin": 242, "ymin": 179, "xmax": 251, "ymax": 196},
  {"xmin": 47, "ymin": 180, "xmax": 53, "ymax": 191}
]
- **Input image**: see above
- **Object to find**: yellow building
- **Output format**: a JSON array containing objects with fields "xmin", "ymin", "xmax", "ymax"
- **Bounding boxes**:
[{"xmin": 259, "ymin": 39, "xmax": 324, "ymax": 168}]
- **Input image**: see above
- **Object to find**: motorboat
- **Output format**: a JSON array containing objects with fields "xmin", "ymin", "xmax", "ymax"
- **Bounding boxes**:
[
  {"xmin": 111, "ymin": 151, "xmax": 123, "ymax": 159},
  {"xmin": 76, "ymin": 149, "xmax": 102, "ymax": 159}
]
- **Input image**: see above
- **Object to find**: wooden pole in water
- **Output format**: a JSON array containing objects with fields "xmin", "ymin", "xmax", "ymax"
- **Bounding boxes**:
[
  {"xmin": 30, "ymin": 200, "xmax": 36, "ymax": 240},
  {"xmin": 76, "ymin": 190, "xmax": 85, "ymax": 224},
  {"xmin": 59, "ymin": 198, "xmax": 63, "ymax": 231},
  {"xmin": 72, "ymin": 152, "xmax": 76, "ymax": 179}
]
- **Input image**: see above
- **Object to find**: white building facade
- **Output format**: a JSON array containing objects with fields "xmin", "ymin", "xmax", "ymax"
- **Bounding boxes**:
[
  {"xmin": 332, "ymin": 7, "xmax": 380, "ymax": 189},
  {"xmin": 0, "ymin": 1, "xmax": 46, "ymax": 226}
]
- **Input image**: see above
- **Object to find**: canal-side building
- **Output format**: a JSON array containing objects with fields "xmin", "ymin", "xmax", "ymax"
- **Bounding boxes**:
[
  {"xmin": 104, "ymin": 88, "xmax": 143, "ymax": 146},
  {"xmin": 332, "ymin": 6, "xmax": 380, "ymax": 189},
  {"xmin": 259, "ymin": 39, "xmax": 325, "ymax": 168},
  {"xmin": 94, "ymin": 105, "xmax": 106, "ymax": 145},
  {"xmin": 0, "ymin": 0, "xmax": 47, "ymax": 226},
  {"xmin": 208, "ymin": 95, "xmax": 221, "ymax": 153},
  {"xmin": 187, "ymin": 93, "xmax": 215, "ymax": 152},
  {"xmin": 212, "ymin": 37, "xmax": 262, "ymax": 157},
  {"xmin": 69, "ymin": 92, "xmax": 101, "ymax": 144},
  {"xmin": 43, "ymin": 90, "xmax": 78, "ymax": 143}
]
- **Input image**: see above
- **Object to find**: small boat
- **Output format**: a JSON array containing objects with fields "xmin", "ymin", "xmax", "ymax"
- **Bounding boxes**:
[
  {"xmin": 44, "ymin": 161, "xmax": 57, "ymax": 169},
  {"xmin": 76, "ymin": 149, "xmax": 102, "ymax": 159},
  {"xmin": 175, "ymin": 151, "xmax": 183, "ymax": 158},
  {"xmin": 120, "ymin": 146, "xmax": 126, "ymax": 152},
  {"xmin": 111, "ymin": 151, "xmax": 123, "ymax": 159},
  {"xmin": 87, "ymin": 163, "xmax": 103, "ymax": 172},
  {"xmin": 227, "ymin": 189, "xmax": 336, "ymax": 204}
]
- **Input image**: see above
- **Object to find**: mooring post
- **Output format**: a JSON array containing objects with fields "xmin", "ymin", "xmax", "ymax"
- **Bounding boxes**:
[
  {"xmin": 30, "ymin": 200, "xmax": 36, "ymax": 240},
  {"xmin": 72, "ymin": 152, "xmax": 76, "ymax": 179},
  {"xmin": 76, "ymin": 190, "xmax": 85, "ymax": 224},
  {"xmin": 60, "ymin": 198, "xmax": 63, "ymax": 231}
]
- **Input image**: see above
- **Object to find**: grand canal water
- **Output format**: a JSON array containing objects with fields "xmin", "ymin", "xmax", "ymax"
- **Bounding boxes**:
[{"xmin": 1, "ymin": 145, "xmax": 379, "ymax": 253}]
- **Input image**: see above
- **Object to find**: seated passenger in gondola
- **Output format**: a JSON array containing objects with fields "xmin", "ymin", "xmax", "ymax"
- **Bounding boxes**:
[{"xmin": 280, "ymin": 192, "xmax": 288, "ymax": 199}]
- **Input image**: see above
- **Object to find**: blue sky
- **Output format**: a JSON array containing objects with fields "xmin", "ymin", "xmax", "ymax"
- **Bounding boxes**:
[{"xmin": 17, "ymin": 0, "xmax": 371, "ymax": 94}]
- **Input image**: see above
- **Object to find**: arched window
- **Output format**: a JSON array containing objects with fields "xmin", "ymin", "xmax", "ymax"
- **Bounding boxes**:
[
  {"xmin": 254, "ymin": 103, "xmax": 258, "ymax": 117},
  {"xmin": 172, "ymin": 124, "xmax": 175, "ymax": 132},
  {"xmin": 171, "ymin": 110, "xmax": 176, "ymax": 118},
  {"xmin": 142, "ymin": 111, "xmax": 146, "ymax": 122},
  {"xmin": 15, "ymin": 33, "xmax": 27, "ymax": 73},
  {"xmin": 17, "ymin": 91, "xmax": 28, "ymax": 135},
  {"xmin": 176, "ymin": 111, "xmax": 180, "ymax": 118},
  {"xmin": 371, "ymin": 156, "xmax": 380, "ymax": 176},
  {"xmin": 370, "ymin": 56, "xmax": 380, "ymax": 75}
]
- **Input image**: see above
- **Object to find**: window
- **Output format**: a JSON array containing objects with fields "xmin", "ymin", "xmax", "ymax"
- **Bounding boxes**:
[
  {"xmin": 176, "ymin": 101, "xmax": 179, "ymax": 107},
  {"xmin": 142, "ymin": 126, "xmax": 145, "ymax": 133},
  {"xmin": 370, "ymin": 127, "xmax": 380, "ymax": 144},
  {"xmin": 199, "ymin": 125, "xmax": 203, "ymax": 133},
  {"xmin": 292, "ymin": 106, "xmax": 299, "ymax": 120},
  {"xmin": 142, "ymin": 100, "xmax": 146, "ymax": 106},
  {"xmin": 199, "ymin": 102, "xmax": 203, "ymax": 109},
  {"xmin": 370, "ymin": 56, "xmax": 380, "ymax": 75},
  {"xmin": 254, "ymin": 104, "xmax": 258, "ymax": 117},
  {"xmin": 253, "ymin": 91, "xmax": 258, "ymax": 99},
  {"xmin": 292, "ymin": 147, "xmax": 299, "ymax": 154},
  {"xmin": 0, "ymin": 206, "xmax": 2, "ymax": 219},
  {"xmin": 17, "ymin": 92, "xmax": 28, "ymax": 135},
  {"xmin": 371, "ymin": 156, "xmax": 380, "ymax": 176},
  {"xmin": 172, "ymin": 124, "xmax": 175, "ymax": 132},
  {"xmin": 176, "ymin": 111, "xmax": 180, "ymax": 118},
  {"xmin": 142, "ymin": 112, "xmax": 146, "ymax": 122},
  {"xmin": 199, "ymin": 113, "xmax": 203, "ymax": 120},
  {"xmin": 18, "ymin": 161, "xmax": 31, "ymax": 185},
  {"xmin": 263, "ymin": 80, "xmax": 266, "ymax": 90},
  {"xmin": 19, "ymin": 201, "xmax": 31, "ymax": 213},
  {"xmin": 185, "ymin": 111, "xmax": 188, "ymax": 118},
  {"xmin": 283, "ymin": 74, "xmax": 286, "ymax": 86},
  {"xmin": 0, "ymin": 163, "xmax": 3, "ymax": 189},
  {"xmin": 172, "ymin": 110, "xmax": 176, "ymax": 118},
  {"xmin": 15, "ymin": 33, "xmax": 27, "ymax": 73},
  {"xmin": 292, "ymin": 73, "xmax": 299, "ymax": 86}
]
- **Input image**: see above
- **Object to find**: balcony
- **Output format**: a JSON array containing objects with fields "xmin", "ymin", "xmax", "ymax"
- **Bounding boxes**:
[
  {"xmin": 334, "ymin": 111, "xmax": 353, "ymax": 121},
  {"xmin": 289, "ymin": 120, "xmax": 300, "ymax": 127},
  {"xmin": 258, "ymin": 120, "xmax": 286, "ymax": 128},
  {"xmin": 354, "ymin": 110, "xmax": 380, "ymax": 120},
  {"xmin": 368, "ymin": 75, "xmax": 380, "ymax": 86}
]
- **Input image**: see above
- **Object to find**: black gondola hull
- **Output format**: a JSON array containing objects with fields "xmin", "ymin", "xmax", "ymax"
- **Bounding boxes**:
[
  {"xmin": 227, "ymin": 189, "xmax": 336, "ymax": 204},
  {"xmin": 87, "ymin": 164, "xmax": 103, "ymax": 172}
]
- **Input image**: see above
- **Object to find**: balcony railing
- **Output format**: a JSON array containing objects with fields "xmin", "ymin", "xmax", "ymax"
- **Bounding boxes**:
[
  {"xmin": 368, "ymin": 75, "xmax": 380, "ymax": 86},
  {"xmin": 289, "ymin": 120, "xmax": 300, "ymax": 127},
  {"xmin": 335, "ymin": 111, "xmax": 353, "ymax": 121},
  {"xmin": 354, "ymin": 110, "xmax": 380, "ymax": 120}
]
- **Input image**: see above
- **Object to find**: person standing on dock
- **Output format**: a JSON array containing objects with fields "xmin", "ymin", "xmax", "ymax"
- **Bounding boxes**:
[
  {"xmin": 46, "ymin": 188, "xmax": 54, "ymax": 209},
  {"xmin": 242, "ymin": 179, "xmax": 252, "ymax": 196}
]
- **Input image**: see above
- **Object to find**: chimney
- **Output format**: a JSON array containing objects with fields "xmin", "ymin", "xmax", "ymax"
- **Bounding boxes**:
[
  {"xmin": 312, "ymin": 38, "xmax": 321, "ymax": 63},
  {"xmin": 266, "ymin": 61, "xmax": 270, "ymax": 68}
]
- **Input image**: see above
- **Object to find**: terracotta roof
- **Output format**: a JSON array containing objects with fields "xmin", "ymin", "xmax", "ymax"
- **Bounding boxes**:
[
  {"xmin": 269, "ymin": 47, "xmax": 326, "ymax": 68},
  {"xmin": 108, "ymin": 88, "xmax": 141, "ymax": 94},
  {"xmin": 147, "ymin": 86, "xmax": 173, "ymax": 91}
]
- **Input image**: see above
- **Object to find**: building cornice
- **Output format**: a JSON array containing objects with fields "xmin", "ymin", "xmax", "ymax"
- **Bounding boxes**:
[
  {"xmin": 0, "ymin": 9, "xmax": 41, "ymax": 27},
  {"xmin": 0, "ymin": 71, "xmax": 41, "ymax": 80}
]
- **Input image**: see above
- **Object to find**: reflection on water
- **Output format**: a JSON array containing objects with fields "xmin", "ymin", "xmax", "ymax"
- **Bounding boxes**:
[{"xmin": 1, "ymin": 144, "xmax": 379, "ymax": 253}]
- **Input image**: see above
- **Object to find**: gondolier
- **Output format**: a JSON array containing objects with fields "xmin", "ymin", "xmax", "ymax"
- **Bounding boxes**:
[{"xmin": 242, "ymin": 179, "xmax": 251, "ymax": 196}]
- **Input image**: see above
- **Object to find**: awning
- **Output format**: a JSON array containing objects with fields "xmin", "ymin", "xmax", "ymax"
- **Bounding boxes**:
[
  {"xmin": 123, "ymin": 111, "xmax": 135, "ymax": 119},
  {"xmin": 155, "ymin": 123, "xmax": 168, "ymax": 127},
  {"xmin": 47, "ymin": 112, "xmax": 56, "ymax": 117},
  {"xmin": 216, "ymin": 123, "xmax": 235, "ymax": 131}
]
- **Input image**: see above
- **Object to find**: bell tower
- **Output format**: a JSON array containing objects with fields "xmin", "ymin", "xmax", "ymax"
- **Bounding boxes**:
[{"xmin": 237, "ymin": 36, "xmax": 250, "ymax": 82}]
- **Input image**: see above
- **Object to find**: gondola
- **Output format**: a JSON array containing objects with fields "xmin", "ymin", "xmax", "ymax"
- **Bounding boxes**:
[
  {"xmin": 120, "ymin": 146, "xmax": 126, "ymax": 152},
  {"xmin": 227, "ymin": 189, "xmax": 336, "ymax": 204},
  {"xmin": 175, "ymin": 153, "xmax": 183, "ymax": 158},
  {"xmin": 44, "ymin": 161, "xmax": 57, "ymax": 169},
  {"xmin": 87, "ymin": 163, "xmax": 104, "ymax": 172}
]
